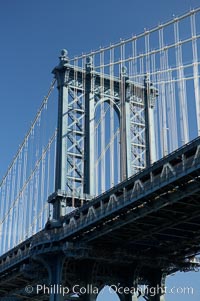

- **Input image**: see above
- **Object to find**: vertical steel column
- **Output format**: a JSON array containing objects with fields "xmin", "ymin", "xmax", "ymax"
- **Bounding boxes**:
[
  {"xmin": 117, "ymin": 273, "xmax": 139, "ymax": 301},
  {"xmin": 84, "ymin": 57, "xmax": 95, "ymax": 196},
  {"xmin": 120, "ymin": 67, "xmax": 131, "ymax": 181},
  {"xmin": 144, "ymin": 76, "xmax": 157, "ymax": 167},
  {"xmin": 81, "ymin": 294, "xmax": 97, "ymax": 301},
  {"xmin": 119, "ymin": 294, "xmax": 136, "ymax": 301},
  {"xmin": 144, "ymin": 76, "xmax": 151, "ymax": 168},
  {"xmin": 52, "ymin": 49, "xmax": 69, "ymax": 220},
  {"xmin": 125, "ymin": 86, "xmax": 132, "ymax": 178},
  {"xmin": 48, "ymin": 254, "xmax": 65, "ymax": 301},
  {"xmin": 145, "ymin": 271, "xmax": 166, "ymax": 301},
  {"xmin": 79, "ymin": 261, "xmax": 97, "ymax": 301}
]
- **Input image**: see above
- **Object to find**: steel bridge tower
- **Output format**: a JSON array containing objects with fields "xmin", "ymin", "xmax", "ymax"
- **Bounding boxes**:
[
  {"xmin": 49, "ymin": 49, "xmax": 158, "ymax": 221},
  {"xmin": 2, "ymin": 8, "xmax": 200, "ymax": 301}
]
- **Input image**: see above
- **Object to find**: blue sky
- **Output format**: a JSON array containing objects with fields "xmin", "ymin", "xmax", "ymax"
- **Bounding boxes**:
[{"xmin": 1, "ymin": 0, "xmax": 200, "ymax": 300}]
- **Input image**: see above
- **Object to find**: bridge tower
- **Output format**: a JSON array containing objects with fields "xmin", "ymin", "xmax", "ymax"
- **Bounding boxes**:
[
  {"xmin": 49, "ymin": 49, "xmax": 158, "ymax": 221},
  {"xmin": 2, "ymin": 8, "xmax": 200, "ymax": 301},
  {"xmin": 40, "ymin": 50, "xmax": 159, "ymax": 301}
]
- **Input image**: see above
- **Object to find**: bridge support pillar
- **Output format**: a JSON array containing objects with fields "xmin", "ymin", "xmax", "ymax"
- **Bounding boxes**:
[
  {"xmin": 48, "ymin": 254, "xmax": 65, "ymax": 301},
  {"xmin": 119, "ymin": 294, "xmax": 137, "ymax": 301},
  {"xmin": 117, "ymin": 276, "xmax": 139, "ymax": 301},
  {"xmin": 145, "ymin": 271, "xmax": 166, "ymax": 301},
  {"xmin": 81, "ymin": 294, "xmax": 97, "ymax": 301}
]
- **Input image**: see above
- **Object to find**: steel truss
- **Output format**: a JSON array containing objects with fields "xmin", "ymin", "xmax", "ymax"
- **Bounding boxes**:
[{"xmin": 51, "ymin": 51, "xmax": 157, "ymax": 216}]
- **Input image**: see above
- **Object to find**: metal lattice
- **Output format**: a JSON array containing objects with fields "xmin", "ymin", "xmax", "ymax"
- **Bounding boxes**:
[{"xmin": 1, "ymin": 7, "xmax": 200, "ymax": 254}]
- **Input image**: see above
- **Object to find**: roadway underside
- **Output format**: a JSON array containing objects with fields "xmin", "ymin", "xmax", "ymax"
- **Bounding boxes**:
[
  {"xmin": 68, "ymin": 169, "xmax": 200, "ymax": 271},
  {"xmin": 0, "ymin": 170, "xmax": 200, "ymax": 300}
]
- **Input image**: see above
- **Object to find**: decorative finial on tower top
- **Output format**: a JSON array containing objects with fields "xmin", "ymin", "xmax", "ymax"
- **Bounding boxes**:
[
  {"xmin": 59, "ymin": 49, "xmax": 69, "ymax": 65},
  {"xmin": 86, "ymin": 56, "xmax": 93, "ymax": 65},
  {"xmin": 86, "ymin": 56, "xmax": 93, "ymax": 72}
]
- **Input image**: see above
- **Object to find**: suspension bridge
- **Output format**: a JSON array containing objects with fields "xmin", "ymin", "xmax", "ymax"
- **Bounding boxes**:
[{"xmin": 1, "ymin": 7, "xmax": 200, "ymax": 301}]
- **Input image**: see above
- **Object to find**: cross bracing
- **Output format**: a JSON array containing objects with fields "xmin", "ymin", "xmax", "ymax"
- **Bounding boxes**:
[{"xmin": 1, "ymin": 7, "xmax": 200, "ymax": 260}]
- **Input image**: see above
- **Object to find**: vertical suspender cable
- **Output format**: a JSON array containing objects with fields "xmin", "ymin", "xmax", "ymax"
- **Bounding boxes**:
[
  {"xmin": 174, "ymin": 20, "xmax": 189, "ymax": 145},
  {"xmin": 151, "ymin": 52, "xmax": 159, "ymax": 158},
  {"xmin": 7, "ymin": 162, "xmax": 16, "ymax": 250},
  {"xmin": 159, "ymin": 27, "xmax": 168, "ymax": 156},
  {"xmin": 100, "ymin": 50, "xmax": 105, "ymax": 193},
  {"xmin": 110, "ymin": 46, "xmax": 115, "ymax": 187},
  {"xmin": 0, "ymin": 182, "xmax": 6, "ymax": 254},
  {"xmin": 191, "ymin": 12, "xmax": 200, "ymax": 136},
  {"xmin": 53, "ymin": 129, "xmax": 56, "ymax": 190},
  {"xmin": 145, "ymin": 32, "xmax": 150, "ymax": 75},
  {"xmin": 95, "ymin": 124, "xmax": 98, "ymax": 195},
  {"xmin": 47, "ymin": 147, "xmax": 51, "ymax": 219},
  {"xmin": 132, "ymin": 38, "xmax": 137, "ymax": 80},
  {"xmin": 167, "ymin": 53, "xmax": 178, "ymax": 152},
  {"xmin": 40, "ymin": 150, "xmax": 45, "ymax": 229},
  {"xmin": 3, "ymin": 172, "xmax": 11, "ymax": 252}
]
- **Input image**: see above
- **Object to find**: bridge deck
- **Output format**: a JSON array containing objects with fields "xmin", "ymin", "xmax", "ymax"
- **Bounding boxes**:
[{"xmin": 1, "ymin": 136, "xmax": 200, "ymax": 298}]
